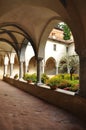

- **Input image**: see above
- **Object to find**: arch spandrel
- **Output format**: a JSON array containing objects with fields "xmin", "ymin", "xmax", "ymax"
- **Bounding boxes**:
[{"xmin": 38, "ymin": 18, "xmax": 62, "ymax": 58}]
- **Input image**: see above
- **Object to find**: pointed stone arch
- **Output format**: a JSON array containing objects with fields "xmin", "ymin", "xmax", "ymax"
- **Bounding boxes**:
[{"xmin": 38, "ymin": 18, "xmax": 62, "ymax": 58}]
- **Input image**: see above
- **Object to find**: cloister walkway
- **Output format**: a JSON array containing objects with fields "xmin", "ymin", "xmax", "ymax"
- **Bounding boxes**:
[{"xmin": 0, "ymin": 80, "xmax": 86, "ymax": 130}]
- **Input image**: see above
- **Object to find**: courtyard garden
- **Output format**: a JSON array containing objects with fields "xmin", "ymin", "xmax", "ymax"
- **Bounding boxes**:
[{"xmin": 23, "ymin": 73, "xmax": 79, "ymax": 92}]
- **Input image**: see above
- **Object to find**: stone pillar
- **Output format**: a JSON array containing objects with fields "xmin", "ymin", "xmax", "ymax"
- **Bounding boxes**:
[
  {"xmin": 19, "ymin": 61, "xmax": 24, "ymax": 79},
  {"xmin": 56, "ymin": 62, "xmax": 58, "ymax": 75},
  {"xmin": 10, "ymin": 63, "xmax": 13, "ymax": 77},
  {"xmin": 25, "ymin": 64, "xmax": 28, "ymax": 74},
  {"xmin": 25, "ymin": 60, "xmax": 29, "ymax": 74},
  {"xmin": 37, "ymin": 57, "xmax": 43, "ymax": 84},
  {"xmin": 19, "ymin": 46, "xmax": 26, "ymax": 79},
  {"xmin": 78, "ymin": 56, "xmax": 86, "ymax": 97},
  {"xmin": 9, "ymin": 53, "xmax": 15, "ymax": 78},
  {"xmin": 4, "ymin": 65, "xmax": 8, "ymax": 76},
  {"xmin": 41, "ymin": 60, "xmax": 45, "ymax": 74},
  {"xmin": 4, "ymin": 55, "xmax": 9, "ymax": 76}
]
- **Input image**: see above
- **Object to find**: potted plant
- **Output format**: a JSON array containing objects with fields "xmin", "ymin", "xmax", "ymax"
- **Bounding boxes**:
[
  {"xmin": 48, "ymin": 77, "xmax": 59, "ymax": 90},
  {"xmin": 14, "ymin": 74, "xmax": 18, "ymax": 80},
  {"xmin": 41, "ymin": 73, "xmax": 49, "ymax": 84},
  {"xmin": 27, "ymin": 79, "xmax": 32, "ymax": 83},
  {"xmin": 49, "ymin": 83, "xmax": 58, "ymax": 90},
  {"xmin": 26, "ymin": 75, "xmax": 32, "ymax": 83},
  {"xmin": 23, "ymin": 73, "xmax": 37, "ymax": 83},
  {"xmin": 23, "ymin": 73, "xmax": 33, "ymax": 83}
]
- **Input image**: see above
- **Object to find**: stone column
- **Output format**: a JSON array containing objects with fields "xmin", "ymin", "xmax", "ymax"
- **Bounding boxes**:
[
  {"xmin": 25, "ymin": 60, "xmax": 29, "ymax": 74},
  {"xmin": 10, "ymin": 63, "xmax": 13, "ymax": 77},
  {"xmin": 9, "ymin": 53, "xmax": 15, "ymax": 78},
  {"xmin": 3, "ymin": 55, "xmax": 9, "ymax": 76},
  {"xmin": 4, "ymin": 65, "xmax": 8, "ymax": 76},
  {"xmin": 19, "ymin": 47, "xmax": 25, "ymax": 79},
  {"xmin": 56, "ymin": 62, "xmax": 58, "ymax": 75},
  {"xmin": 37, "ymin": 57, "xmax": 43, "ymax": 84},
  {"xmin": 19, "ymin": 61, "xmax": 24, "ymax": 79},
  {"xmin": 41, "ymin": 60, "xmax": 45, "ymax": 74},
  {"xmin": 78, "ymin": 56, "xmax": 86, "ymax": 97},
  {"xmin": 25, "ymin": 64, "xmax": 28, "ymax": 74}
]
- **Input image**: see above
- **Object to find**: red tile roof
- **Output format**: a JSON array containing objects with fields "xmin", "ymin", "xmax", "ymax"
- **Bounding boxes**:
[{"xmin": 49, "ymin": 28, "xmax": 74, "ymax": 44}]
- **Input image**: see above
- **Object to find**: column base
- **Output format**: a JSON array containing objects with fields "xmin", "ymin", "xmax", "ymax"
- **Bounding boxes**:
[
  {"xmin": 36, "ymin": 82, "xmax": 43, "ymax": 86},
  {"xmin": 19, "ymin": 78, "xmax": 27, "ymax": 82},
  {"xmin": 3, "ymin": 74, "xmax": 6, "ymax": 77},
  {"xmin": 10, "ymin": 76, "xmax": 14, "ymax": 78}
]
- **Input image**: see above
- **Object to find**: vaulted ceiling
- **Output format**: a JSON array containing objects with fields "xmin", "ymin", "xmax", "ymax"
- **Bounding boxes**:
[{"xmin": 0, "ymin": 0, "xmax": 86, "ymax": 57}]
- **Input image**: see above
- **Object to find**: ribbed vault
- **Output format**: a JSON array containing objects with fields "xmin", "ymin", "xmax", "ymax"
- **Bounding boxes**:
[{"xmin": 0, "ymin": 0, "xmax": 86, "ymax": 60}]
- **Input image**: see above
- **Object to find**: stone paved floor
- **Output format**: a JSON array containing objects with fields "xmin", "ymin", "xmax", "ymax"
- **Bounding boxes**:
[{"xmin": 0, "ymin": 80, "xmax": 86, "ymax": 130}]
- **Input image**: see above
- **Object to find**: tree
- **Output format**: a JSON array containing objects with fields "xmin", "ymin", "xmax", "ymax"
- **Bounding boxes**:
[
  {"xmin": 58, "ymin": 55, "xmax": 79, "ymax": 74},
  {"xmin": 69, "ymin": 56, "xmax": 79, "ymax": 74},
  {"xmin": 58, "ymin": 56, "xmax": 67, "ymax": 73},
  {"xmin": 58, "ymin": 22, "xmax": 71, "ymax": 40}
]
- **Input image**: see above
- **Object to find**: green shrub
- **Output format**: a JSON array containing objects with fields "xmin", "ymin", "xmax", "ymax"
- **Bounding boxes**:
[
  {"xmin": 48, "ymin": 74, "xmax": 79, "ymax": 92},
  {"xmin": 41, "ymin": 73, "xmax": 49, "ymax": 84},
  {"xmin": 23, "ymin": 73, "xmax": 37, "ymax": 83},
  {"xmin": 58, "ymin": 73, "xmax": 79, "ymax": 81},
  {"xmin": 67, "ymin": 80, "xmax": 79, "ymax": 87},
  {"xmin": 73, "ymin": 74, "xmax": 79, "ymax": 80},
  {"xmin": 58, "ymin": 80, "xmax": 71, "ymax": 89},
  {"xmin": 48, "ymin": 76, "xmax": 61, "ymax": 87},
  {"xmin": 64, "ymin": 74, "xmax": 70, "ymax": 80},
  {"xmin": 23, "ymin": 73, "xmax": 31, "ymax": 81},
  {"xmin": 31, "ymin": 73, "xmax": 37, "ymax": 83},
  {"xmin": 56, "ymin": 74, "xmax": 65, "ymax": 79},
  {"xmin": 69, "ymin": 84, "xmax": 79, "ymax": 92},
  {"xmin": 14, "ymin": 74, "xmax": 18, "ymax": 79},
  {"xmin": 60, "ymin": 80, "xmax": 79, "ymax": 92}
]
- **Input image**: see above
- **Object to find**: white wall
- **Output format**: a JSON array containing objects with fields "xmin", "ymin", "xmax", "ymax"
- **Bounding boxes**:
[
  {"xmin": 7, "ymin": 40, "xmax": 77, "ymax": 77},
  {"xmin": 45, "ymin": 40, "xmax": 67, "ymax": 63},
  {"xmin": 24, "ymin": 40, "xmax": 77, "ymax": 74},
  {"xmin": 25, "ymin": 42, "xmax": 35, "ymax": 66},
  {"xmin": 25, "ymin": 40, "xmax": 77, "ymax": 67},
  {"xmin": 68, "ymin": 43, "xmax": 77, "ymax": 56}
]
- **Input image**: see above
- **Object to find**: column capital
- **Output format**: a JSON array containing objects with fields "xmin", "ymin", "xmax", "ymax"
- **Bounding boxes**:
[{"xmin": 37, "ymin": 57, "xmax": 43, "ymax": 61}]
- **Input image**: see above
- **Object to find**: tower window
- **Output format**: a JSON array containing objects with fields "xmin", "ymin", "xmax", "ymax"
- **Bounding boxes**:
[{"xmin": 53, "ymin": 44, "xmax": 56, "ymax": 51}]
